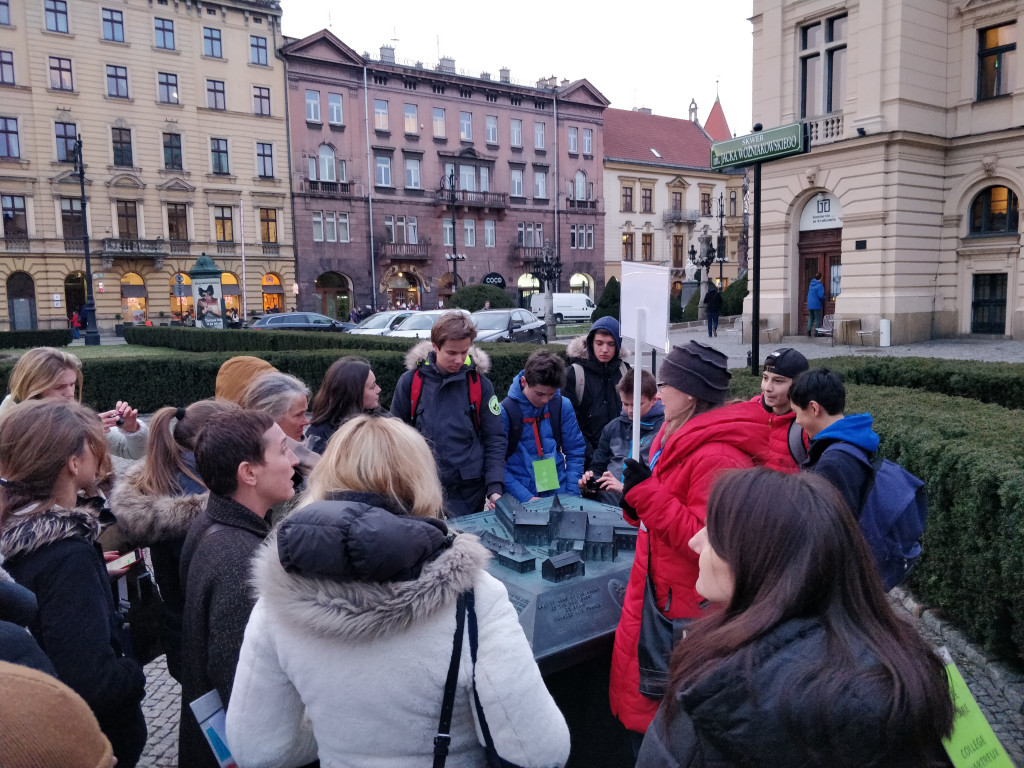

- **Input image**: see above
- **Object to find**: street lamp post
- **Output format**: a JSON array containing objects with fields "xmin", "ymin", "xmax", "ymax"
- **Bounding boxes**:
[
  {"xmin": 72, "ymin": 136, "xmax": 101, "ymax": 346},
  {"xmin": 714, "ymin": 191, "xmax": 728, "ymax": 285},
  {"xmin": 531, "ymin": 239, "xmax": 561, "ymax": 341},
  {"xmin": 442, "ymin": 171, "xmax": 465, "ymax": 303},
  {"xmin": 688, "ymin": 242, "xmax": 713, "ymax": 287}
]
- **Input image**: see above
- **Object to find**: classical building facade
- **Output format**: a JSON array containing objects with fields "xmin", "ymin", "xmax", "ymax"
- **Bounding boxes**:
[
  {"xmin": 0, "ymin": 0, "xmax": 293, "ymax": 331},
  {"xmin": 281, "ymin": 31, "xmax": 608, "ymax": 315},
  {"xmin": 602, "ymin": 107, "xmax": 743, "ymax": 296},
  {"xmin": 750, "ymin": 0, "xmax": 1022, "ymax": 342}
]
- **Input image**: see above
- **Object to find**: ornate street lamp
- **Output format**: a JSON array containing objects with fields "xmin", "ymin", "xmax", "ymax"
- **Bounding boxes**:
[
  {"xmin": 713, "ymin": 192, "xmax": 728, "ymax": 285},
  {"xmin": 441, "ymin": 170, "xmax": 465, "ymax": 302},
  {"xmin": 687, "ymin": 241, "xmax": 713, "ymax": 287},
  {"xmin": 531, "ymin": 239, "xmax": 561, "ymax": 340},
  {"xmin": 72, "ymin": 136, "xmax": 101, "ymax": 346}
]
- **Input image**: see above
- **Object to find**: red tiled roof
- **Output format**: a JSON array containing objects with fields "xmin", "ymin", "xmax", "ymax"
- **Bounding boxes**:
[
  {"xmin": 603, "ymin": 108, "xmax": 712, "ymax": 169},
  {"xmin": 704, "ymin": 98, "xmax": 733, "ymax": 142}
]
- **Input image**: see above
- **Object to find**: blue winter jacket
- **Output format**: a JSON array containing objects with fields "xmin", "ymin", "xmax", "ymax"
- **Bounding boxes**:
[
  {"xmin": 804, "ymin": 413, "xmax": 880, "ymax": 517},
  {"xmin": 502, "ymin": 371, "xmax": 587, "ymax": 502},
  {"xmin": 807, "ymin": 278, "xmax": 826, "ymax": 310}
]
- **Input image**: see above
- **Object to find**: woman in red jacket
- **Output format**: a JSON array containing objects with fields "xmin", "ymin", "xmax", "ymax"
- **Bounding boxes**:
[{"xmin": 609, "ymin": 341, "xmax": 771, "ymax": 749}]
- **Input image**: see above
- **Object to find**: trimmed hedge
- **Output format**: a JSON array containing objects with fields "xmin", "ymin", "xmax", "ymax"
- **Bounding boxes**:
[
  {"xmin": 721, "ymin": 275, "xmax": 748, "ymax": 316},
  {"xmin": 124, "ymin": 326, "xmax": 415, "ymax": 353},
  {"xmin": 0, "ymin": 329, "xmax": 72, "ymax": 349},
  {"xmin": 591, "ymin": 276, "xmax": 620, "ymax": 323},
  {"xmin": 448, "ymin": 284, "xmax": 515, "ymax": 311}
]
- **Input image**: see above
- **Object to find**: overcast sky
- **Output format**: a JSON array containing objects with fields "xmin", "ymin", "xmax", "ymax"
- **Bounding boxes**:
[{"xmin": 280, "ymin": 1, "xmax": 755, "ymax": 137}]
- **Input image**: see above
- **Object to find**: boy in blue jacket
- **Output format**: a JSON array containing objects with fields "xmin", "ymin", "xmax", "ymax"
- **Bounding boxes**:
[{"xmin": 502, "ymin": 350, "xmax": 586, "ymax": 502}]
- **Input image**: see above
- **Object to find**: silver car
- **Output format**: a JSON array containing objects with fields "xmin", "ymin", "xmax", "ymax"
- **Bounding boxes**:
[{"xmin": 347, "ymin": 310, "xmax": 414, "ymax": 336}]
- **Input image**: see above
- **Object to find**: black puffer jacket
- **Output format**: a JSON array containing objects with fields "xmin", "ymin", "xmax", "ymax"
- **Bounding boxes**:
[
  {"xmin": 638, "ymin": 617, "xmax": 952, "ymax": 768},
  {"xmin": 565, "ymin": 316, "xmax": 630, "ymax": 455},
  {"xmin": 0, "ymin": 560, "xmax": 55, "ymax": 674}
]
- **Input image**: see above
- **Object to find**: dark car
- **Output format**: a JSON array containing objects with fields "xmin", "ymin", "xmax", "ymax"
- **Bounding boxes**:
[
  {"xmin": 471, "ymin": 309, "xmax": 547, "ymax": 344},
  {"xmin": 248, "ymin": 312, "xmax": 354, "ymax": 332}
]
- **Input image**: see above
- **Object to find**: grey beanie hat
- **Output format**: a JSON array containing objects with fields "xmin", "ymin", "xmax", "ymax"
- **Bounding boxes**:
[{"xmin": 659, "ymin": 341, "xmax": 731, "ymax": 404}]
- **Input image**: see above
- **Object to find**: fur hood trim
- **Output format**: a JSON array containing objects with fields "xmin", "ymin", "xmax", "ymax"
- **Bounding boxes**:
[
  {"xmin": 403, "ymin": 340, "xmax": 492, "ymax": 374},
  {"xmin": 252, "ymin": 530, "xmax": 490, "ymax": 642},
  {"xmin": 565, "ymin": 335, "xmax": 632, "ymax": 362},
  {"xmin": 107, "ymin": 463, "xmax": 208, "ymax": 548},
  {"xmin": 0, "ymin": 505, "xmax": 103, "ymax": 561}
]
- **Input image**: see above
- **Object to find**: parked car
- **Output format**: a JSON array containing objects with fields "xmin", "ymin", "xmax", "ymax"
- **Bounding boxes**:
[
  {"xmin": 387, "ymin": 309, "xmax": 470, "ymax": 339},
  {"xmin": 348, "ymin": 310, "xmax": 415, "ymax": 336},
  {"xmin": 471, "ymin": 309, "xmax": 547, "ymax": 344},
  {"xmin": 529, "ymin": 292, "xmax": 596, "ymax": 323},
  {"xmin": 248, "ymin": 312, "xmax": 353, "ymax": 332}
]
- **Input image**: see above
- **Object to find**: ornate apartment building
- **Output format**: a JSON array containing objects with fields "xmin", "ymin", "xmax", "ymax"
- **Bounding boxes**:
[
  {"xmin": 751, "ymin": 0, "xmax": 1022, "ymax": 342},
  {"xmin": 0, "ymin": 0, "xmax": 293, "ymax": 330},
  {"xmin": 281, "ymin": 31, "xmax": 608, "ymax": 316}
]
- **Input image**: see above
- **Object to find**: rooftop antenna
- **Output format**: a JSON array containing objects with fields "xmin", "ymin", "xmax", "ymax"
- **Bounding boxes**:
[
  {"xmin": 390, "ymin": 26, "xmax": 399, "ymax": 44},
  {"xmin": 716, "ymin": 77, "xmax": 720, "ymax": 101}
]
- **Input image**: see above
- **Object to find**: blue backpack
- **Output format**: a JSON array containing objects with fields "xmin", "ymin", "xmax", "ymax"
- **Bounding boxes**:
[{"xmin": 827, "ymin": 443, "xmax": 928, "ymax": 590}]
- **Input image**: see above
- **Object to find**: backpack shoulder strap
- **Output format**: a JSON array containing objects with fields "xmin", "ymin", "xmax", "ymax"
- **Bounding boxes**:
[
  {"xmin": 433, "ymin": 592, "xmax": 467, "ymax": 768},
  {"xmin": 787, "ymin": 421, "xmax": 809, "ymax": 465},
  {"xmin": 619, "ymin": 360, "xmax": 630, "ymax": 378},
  {"xmin": 502, "ymin": 397, "xmax": 523, "ymax": 461},
  {"xmin": 467, "ymin": 369, "xmax": 482, "ymax": 432},
  {"xmin": 549, "ymin": 395, "xmax": 563, "ymax": 455},
  {"xmin": 827, "ymin": 441, "xmax": 878, "ymax": 469},
  {"xmin": 571, "ymin": 363, "xmax": 584, "ymax": 404},
  {"xmin": 409, "ymin": 368, "xmax": 425, "ymax": 427}
]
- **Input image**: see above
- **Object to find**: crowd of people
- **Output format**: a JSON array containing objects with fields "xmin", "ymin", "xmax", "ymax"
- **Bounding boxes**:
[{"xmin": 0, "ymin": 313, "xmax": 956, "ymax": 768}]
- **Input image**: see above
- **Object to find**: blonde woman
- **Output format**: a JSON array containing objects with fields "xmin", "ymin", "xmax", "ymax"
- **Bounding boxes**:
[
  {"xmin": 0, "ymin": 346, "xmax": 148, "ymax": 460},
  {"xmin": 226, "ymin": 415, "xmax": 570, "ymax": 768},
  {"xmin": 0, "ymin": 399, "xmax": 147, "ymax": 767}
]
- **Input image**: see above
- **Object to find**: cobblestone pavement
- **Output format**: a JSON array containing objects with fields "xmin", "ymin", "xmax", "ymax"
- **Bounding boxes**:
[{"xmin": 138, "ymin": 656, "xmax": 180, "ymax": 768}]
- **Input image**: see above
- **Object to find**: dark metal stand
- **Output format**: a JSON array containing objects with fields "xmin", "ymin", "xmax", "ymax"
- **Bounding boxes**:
[{"xmin": 73, "ymin": 136, "xmax": 101, "ymax": 346}]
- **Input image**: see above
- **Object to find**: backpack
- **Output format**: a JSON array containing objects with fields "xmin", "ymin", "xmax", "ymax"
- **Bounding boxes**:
[
  {"xmin": 827, "ymin": 443, "xmax": 928, "ymax": 590},
  {"xmin": 787, "ymin": 420, "xmax": 809, "ymax": 465},
  {"xmin": 502, "ymin": 396, "xmax": 562, "ymax": 461},
  {"xmin": 570, "ymin": 360, "xmax": 630, "ymax": 404},
  {"xmin": 409, "ymin": 365, "xmax": 483, "ymax": 432}
]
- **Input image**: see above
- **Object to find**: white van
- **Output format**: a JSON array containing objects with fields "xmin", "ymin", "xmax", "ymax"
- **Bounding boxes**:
[{"xmin": 530, "ymin": 292, "xmax": 597, "ymax": 323}]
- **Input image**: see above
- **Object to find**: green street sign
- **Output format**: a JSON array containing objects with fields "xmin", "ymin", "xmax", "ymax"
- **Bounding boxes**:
[{"xmin": 710, "ymin": 122, "xmax": 807, "ymax": 170}]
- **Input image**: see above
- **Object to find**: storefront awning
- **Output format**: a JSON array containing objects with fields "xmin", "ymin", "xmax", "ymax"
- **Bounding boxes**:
[
  {"xmin": 121, "ymin": 285, "xmax": 148, "ymax": 298},
  {"xmin": 261, "ymin": 285, "xmax": 284, "ymax": 294},
  {"xmin": 222, "ymin": 284, "xmax": 241, "ymax": 296}
]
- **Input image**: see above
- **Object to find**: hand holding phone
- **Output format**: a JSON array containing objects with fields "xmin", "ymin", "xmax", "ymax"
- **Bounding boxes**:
[{"xmin": 105, "ymin": 549, "xmax": 141, "ymax": 574}]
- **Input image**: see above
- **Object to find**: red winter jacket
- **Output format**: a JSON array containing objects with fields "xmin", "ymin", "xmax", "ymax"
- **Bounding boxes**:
[
  {"xmin": 609, "ymin": 400, "xmax": 771, "ymax": 734},
  {"xmin": 748, "ymin": 394, "xmax": 802, "ymax": 474}
]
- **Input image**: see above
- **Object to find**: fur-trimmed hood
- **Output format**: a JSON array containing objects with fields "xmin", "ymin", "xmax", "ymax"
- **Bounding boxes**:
[
  {"xmin": 0, "ymin": 505, "xmax": 103, "ymax": 561},
  {"xmin": 107, "ymin": 462, "xmax": 208, "ymax": 548},
  {"xmin": 403, "ymin": 340, "xmax": 492, "ymax": 374},
  {"xmin": 252, "ymin": 515, "xmax": 489, "ymax": 643},
  {"xmin": 566, "ymin": 333, "xmax": 631, "ymax": 363}
]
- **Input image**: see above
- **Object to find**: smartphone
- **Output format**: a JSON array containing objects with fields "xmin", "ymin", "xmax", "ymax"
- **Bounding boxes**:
[{"xmin": 106, "ymin": 549, "xmax": 141, "ymax": 572}]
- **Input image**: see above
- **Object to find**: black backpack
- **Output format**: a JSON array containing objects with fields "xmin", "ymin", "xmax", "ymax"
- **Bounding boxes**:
[{"xmin": 502, "ymin": 396, "xmax": 563, "ymax": 461}]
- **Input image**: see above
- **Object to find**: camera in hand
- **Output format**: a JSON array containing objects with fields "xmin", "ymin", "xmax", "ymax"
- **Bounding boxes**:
[{"xmin": 585, "ymin": 476, "xmax": 603, "ymax": 493}]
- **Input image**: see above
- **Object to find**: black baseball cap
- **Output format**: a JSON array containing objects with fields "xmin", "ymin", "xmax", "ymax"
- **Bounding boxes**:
[{"xmin": 763, "ymin": 348, "xmax": 809, "ymax": 379}]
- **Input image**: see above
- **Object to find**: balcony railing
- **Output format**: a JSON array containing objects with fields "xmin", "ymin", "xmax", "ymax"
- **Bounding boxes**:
[
  {"xmin": 262, "ymin": 243, "xmax": 280, "ymax": 255},
  {"xmin": 511, "ymin": 245, "xmax": 547, "ymax": 264},
  {"xmin": 64, "ymin": 238, "xmax": 85, "ymax": 253},
  {"xmin": 101, "ymin": 238, "xmax": 169, "ymax": 257},
  {"xmin": 2, "ymin": 234, "xmax": 29, "ymax": 251},
  {"xmin": 169, "ymin": 240, "xmax": 191, "ymax": 254},
  {"xmin": 306, "ymin": 179, "xmax": 353, "ymax": 197},
  {"xmin": 662, "ymin": 208, "xmax": 701, "ymax": 225},
  {"xmin": 803, "ymin": 113, "xmax": 844, "ymax": 145},
  {"xmin": 434, "ymin": 189, "xmax": 508, "ymax": 209},
  {"xmin": 379, "ymin": 242, "xmax": 430, "ymax": 261},
  {"xmin": 216, "ymin": 243, "xmax": 237, "ymax": 255},
  {"xmin": 566, "ymin": 198, "xmax": 598, "ymax": 211}
]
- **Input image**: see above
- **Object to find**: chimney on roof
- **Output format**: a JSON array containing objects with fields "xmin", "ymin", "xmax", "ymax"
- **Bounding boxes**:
[
  {"xmin": 480, "ymin": 71, "xmax": 491, "ymax": 80},
  {"xmin": 499, "ymin": 67, "xmax": 511, "ymax": 83},
  {"xmin": 636, "ymin": 107, "xmax": 653, "ymax": 115},
  {"xmin": 561, "ymin": 78, "xmax": 570, "ymax": 87},
  {"xmin": 439, "ymin": 56, "xmax": 455, "ymax": 74},
  {"xmin": 380, "ymin": 45, "xmax": 395, "ymax": 64},
  {"xmin": 536, "ymin": 75, "xmax": 557, "ymax": 89}
]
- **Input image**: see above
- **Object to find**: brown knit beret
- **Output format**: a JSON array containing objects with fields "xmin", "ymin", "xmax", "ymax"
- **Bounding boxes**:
[
  {"xmin": 0, "ymin": 660, "xmax": 114, "ymax": 768},
  {"xmin": 215, "ymin": 356, "xmax": 278, "ymax": 404}
]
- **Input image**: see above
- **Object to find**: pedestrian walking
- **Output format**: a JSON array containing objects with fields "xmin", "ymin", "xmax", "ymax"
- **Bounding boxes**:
[
  {"xmin": 703, "ymin": 282, "xmax": 723, "ymax": 337},
  {"xmin": 71, "ymin": 310, "xmax": 81, "ymax": 339}
]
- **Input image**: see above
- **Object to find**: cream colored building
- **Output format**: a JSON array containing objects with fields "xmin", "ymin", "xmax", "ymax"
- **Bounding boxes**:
[
  {"xmin": 0, "ymin": 0, "xmax": 293, "ymax": 331},
  {"xmin": 750, "ymin": 0, "xmax": 1022, "ymax": 342}
]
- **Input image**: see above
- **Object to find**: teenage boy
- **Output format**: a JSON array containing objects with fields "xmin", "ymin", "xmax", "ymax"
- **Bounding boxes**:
[
  {"xmin": 751, "ymin": 347, "xmax": 809, "ymax": 472},
  {"xmin": 565, "ymin": 316, "xmax": 630, "ymax": 463},
  {"xmin": 789, "ymin": 368, "xmax": 880, "ymax": 516},
  {"xmin": 391, "ymin": 311, "xmax": 506, "ymax": 516},
  {"xmin": 580, "ymin": 368, "xmax": 665, "ymax": 505},
  {"xmin": 178, "ymin": 411, "xmax": 299, "ymax": 768},
  {"xmin": 502, "ymin": 350, "xmax": 586, "ymax": 502}
]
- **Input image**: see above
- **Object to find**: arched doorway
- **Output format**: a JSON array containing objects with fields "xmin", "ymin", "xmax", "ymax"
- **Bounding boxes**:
[
  {"xmin": 221, "ymin": 272, "xmax": 241, "ymax": 325},
  {"xmin": 387, "ymin": 272, "xmax": 420, "ymax": 309},
  {"xmin": 315, "ymin": 271, "xmax": 351, "ymax": 319},
  {"xmin": 437, "ymin": 272, "xmax": 463, "ymax": 307},
  {"xmin": 120, "ymin": 272, "xmax": 147, "ymax": 323},
  {"xmin": 517, "ymin": 273, "xmax": 540, "ymax": 308},
  {"xmin": 64, "ymin": 272, "xmax": 86, "ymax": 320},
  {"xmin": 797, "ymin": 192, "xmax": 843, "ymax": 332},
  {"xmin": 170, "ymin": 272, "xmax": 194, "ymax": 324},
  {"xmin": 569, "ymin": 272, "xmax": 593, "ymax": 298},
  {"xmin": 6, "ymin": 272, "xmax": 36, "ymax": 330},
  {"xmin": 261, "ymin": 273, "xmax": 284, "ymax": 313}
]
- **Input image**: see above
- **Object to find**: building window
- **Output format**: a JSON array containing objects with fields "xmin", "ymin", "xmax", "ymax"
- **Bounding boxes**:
[
  {"xmin": 305, "ymin": 90, "xmax": 320, "ymax": 122},
  {"xmin": 433, "ymin": 107, "xmax": 446, "ymax": 137},
  {"xmin": 568, "ymin": 126, "xmax": 578, "ymax": 153},
  {"xmin": 621, "ymin": 185, "xmax": 633, "ymax": 212},
  {"xmin": 106, "ymin": 65, "xmax": 128, "ymax": 98},
  {"xmin": 1, "ymin": 195, "xmax": 27, "ymax": 237},
  {"xmin": 622, "ymin": 233, "xmax": 634, "ymax": 261},
  {"xmin": 214, "ymin": 206, "xmax": 233, "ymax": 242},
  {"xmin": 210, "ymin": 138, "xmax": 229, "ymax": 174},
  {"xmin": 486, "ymin": 115, "xmax": 497, "ymax": 144},
  {"xmin": 701, "ymin": 192, "xmax": 712, "ymax": 216},
  {"xmin": 48, "ymin": 57, "xmax": 73, "ymax": 90},
  {"xmin": 375, "ymin": 155, "xmax": 391, "ymax": 186},
  {"xmin": 116, "ymin": 200, "xmax": 138, "ymax": 239},
  {"xmin": 154, "ymin": 18, "xmax": 174, "ymax": 50},
  {"xmin": 0, "ymin": 117, "xmax": 18, "ymax": 158},
  {"xmin": 167, "ymin": 202, "xmax": 188, "ymax": 240},
  {"xmin": 317, "ymin": 145, "xmax": 336, "ymax": 181},
  {"xmin": 0, "ymin": 0, "xmax": 7, "ymax": 25},
  {"xmin": 45, "ymin": 0, "xmax": 68, "ymax": 33},
  {"xmin": 460, "ymin": 164, "xmax": 476, "ymax": 192},
  {"xmin": 55, "ymin": 121, "xmax": 76, "ymax": 162},
  {"xmin": 671, "ymin": 191, "xmax": 683, "ymax": 211},
  {"xmin": 464, "ymin": 220, "xmax": 476, "ymax": 247},
  {"xmin": 800, "ymin": 14, "xmax": 846, "ymax": 117},
  {"xmin": 111, "ymin": 127, "xmax": 132, "ymax": 166},
  {"xmin": 511, "ymin": 118, "xmax": 522, "ymax": 147},
  {"xmin": 163, "ymin": 132, "xmax": 182, "ymax": 169},
  {"xmin": 312, "ymin": 211, "xmax": 324, "ymax": 241},
  {"xmin": 673, "ymin": 235, "xmax": 686, "ymax": 268},
  {"xmin": 207, "ymin": 79, "xmax": 225, "ymax": 110},
  {"xmin": 158, "ymin": 72, "xmax": 178, "ymax": 104},
  {"xmin": 405, "ymin": 157, "xmax": 420, "ymax": 188},
  {"xmin": 978, "ymin": 23, "xmax": 1016, "ymax": 100},
  {"xmin": 404, "ymin": 103, "xmax": 418, "ymax": 134},
  {"xmin": 969, "ymin": 185, "xmax": 1019, "ymax": 235},
  {"xmin": 250, "ymin": 35, "xmax": 268, "ymax": 65},
  {"xmin": 510, "ymin": 168, "xmax": 523, "ymax": 197},
  {"xmin": 460, "ymin": 111, "xmax": 472, "ymax": 140},
  {"xmin": 586, "ymin": 224, "xmax": 594, "ymax": 249},
  {"xmin": 534, "ymin": 121, "xmax": 545, "ymax": 149},
  {"xmin": 327, "ymin": 93, "xmax": 343, "ymax": 125},
  {"xmin": 374, "ymin": 99, "xmax": 389, "ymax": 131},
  {"xmin": 582, "ymin": 128, "xmax": 593, "ymax": 155},
  {"xmin": 484, "ymin": 220, "xmax": 495, "ymax": 247},
  {"xmin": 729, "ymin": 190, "xmax": 737, "ymax": 216},
  {"xmin": 641, "ymin": 233, "xmax": 653, "ymax": 261},
  {"xmin": 641, "ymin": 187, "xmax": 653, "ymax": 213},
  {"xmin": 260, "ymin": 208, "xmax": 277, "ymax": 243},
  {"xmin": 534, "ymin": 170, "xmax": 547, "ymax": 199},
  {"xmin": 337, "ymin": 212, "xmax": 350, "ymax": 242},
  {"xmin": 0, "ymin": 50, "xmax": 12, "ymax": 84},
  {"xmin": 253, "ymin": 86, "xmax": 271, "ymax": 116},
  {"xmin": 203, "ymin": 27, "xmax": 222, "ymax": 58},
  {"xmin": 256, "ymin": 142, "xmax": 273, "ymax": 177},
  {"xmin": 570, "ymin": 224, "xmax": 578, "ymax": 249},
  {"xmin": 102, "ymin": 8, "xmax": 123, "ymax": 41},
  {"xmin": 61, "ymin": 198, "xmax": 84, "ymax": 238},
  {"xmin": 320, "ymin": 211, "xmax": 337, "ymax": 242},
  {"xmin": 443, "ymin": 219, "xmax": 454, "ymax": 247}
]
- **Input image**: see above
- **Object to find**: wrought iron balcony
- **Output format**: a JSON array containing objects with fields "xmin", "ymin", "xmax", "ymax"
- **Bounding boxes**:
[
  {"xmin": 101, "ymin": 238, "xmax": 169, "ymax": 258},
  {"xmin": 802, "ymin": 113, "xmax": 844, "ymax": 145},
  {"xmin": 511, "ymin": 244, "xmax": 547, "ymax": 264},
  {"xmin": 662, "ymin": 208, "xmax": 700, "ymax": 225},
  {"xmin": 379, "ymin": 242, "xmax": 430, "ymax": 261},
  {"xmin": 305, "ymin": 179, "xmax": 353, "ymax": 197},
  {"xmin": 566, "ymin": 198, "xmax": 599, "ymax": 211},
  {"xmin": 434, "ymin": 189, "xmax": 508, "ymax": 210}
]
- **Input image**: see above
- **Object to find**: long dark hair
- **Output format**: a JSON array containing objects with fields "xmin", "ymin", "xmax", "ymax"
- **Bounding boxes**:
[
  {"xmin": 666, "ymin": 468, "xmax": 953, "ymax": 762},
  {"xmin": 309, "ymin": 357, "xmax": 372, "ymax": 428}
]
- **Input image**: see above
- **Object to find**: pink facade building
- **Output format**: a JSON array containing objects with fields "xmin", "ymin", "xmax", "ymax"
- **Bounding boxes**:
[{"xmin": 281, "ymin": 31, "xmax": 608, "ymax": 316}]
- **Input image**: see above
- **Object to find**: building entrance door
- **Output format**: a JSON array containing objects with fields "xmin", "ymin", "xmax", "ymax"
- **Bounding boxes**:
[
  {"xmin": 971, "ymin": 273, "xmax": 1007, "ymax": 334},
  {"xmin": 797, "ymin": 228, "xmax": 841, "ymax": 331}
]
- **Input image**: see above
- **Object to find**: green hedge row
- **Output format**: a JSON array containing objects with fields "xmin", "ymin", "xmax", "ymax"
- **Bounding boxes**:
[
  {"xmin": 123, "ymin": 326, "xmax": 415, "ymax": 353},
  {"xmin": 0, "ymin": 329, "xmax": 72, "ymax": 350}
]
